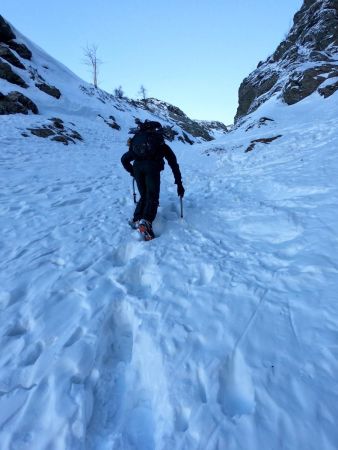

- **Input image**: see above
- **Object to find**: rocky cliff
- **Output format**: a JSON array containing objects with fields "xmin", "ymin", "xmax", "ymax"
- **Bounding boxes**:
[
  {"xmin": 235, "ymin": 0, "xmax": 338, "ymax": 122},
  {"xmin": 138, "ymin": 98, "xmax": 227, "ymax": 142}
]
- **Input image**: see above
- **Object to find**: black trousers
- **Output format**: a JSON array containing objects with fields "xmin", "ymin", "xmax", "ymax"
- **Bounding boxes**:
[{"xmin": 133, "ymin": 161, "xmax": 161, "ymax": 223}]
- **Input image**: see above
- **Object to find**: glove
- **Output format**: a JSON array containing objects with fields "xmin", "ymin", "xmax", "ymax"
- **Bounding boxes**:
[
  {"xmin": 129, "ymin": 166, "xmax": 134, "ymax": 177},
  {"xmin": 177, "ymin": 182, "xmax": 185, "ymax": 198}
]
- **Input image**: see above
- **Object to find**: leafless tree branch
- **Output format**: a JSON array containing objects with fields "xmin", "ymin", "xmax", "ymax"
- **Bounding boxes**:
[{"xmin": 82, "ymin": 43, "xmax": 102, "ymax": 88}]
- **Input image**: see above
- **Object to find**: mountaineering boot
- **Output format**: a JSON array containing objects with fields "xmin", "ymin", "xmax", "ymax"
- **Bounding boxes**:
[
  {"xmin": 128, "ymin": 219, "xmax": 139, "ymax": 230},
  {"xmin": 138, "ymin": 219, "xmax": 155, "ymax": 241}
]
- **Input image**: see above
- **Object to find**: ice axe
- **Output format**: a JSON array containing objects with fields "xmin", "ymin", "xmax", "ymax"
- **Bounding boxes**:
[
  {"xmin": 179, "ymin": 196, "xmax": 183, "ymax": 219},
  {"xmin": 132, "ymin": 178, "xmax": 137, "ymax": 204}
]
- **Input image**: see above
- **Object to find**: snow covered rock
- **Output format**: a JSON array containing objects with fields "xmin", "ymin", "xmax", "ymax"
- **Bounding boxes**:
[
  {"xmin": 136, "ymin": 97, "xmax": 228, "ymax": 142},
  {"xmin": 196, "ymin": 119, "xmax": 229, "ymax": 138},
  {"xmin": 27, "ymin": 118, "xmax": 83, "ymax": 144},
  {"xmin": 35, "ymin": 82, "xmax": 61, "ymax": 99},
  {"xmin": 0, "ymin": 90, "xmax": 38, "ymax": 115},
  {"xmin": 0, "ymin": 60, "xmax": 27, "ymax": 88},
  {"xmin": 0, "ymin": 15, "xmax": 16, "ymax": 42},
  {"xmin": 8, "ymin": 41, "xmax": 32, "ymax": 60},
  {"xmin": 235, "ymin": 0, "xmax": 338, "ymax": 121},
  {"xmin": 97, "ymin": 114, "xmax": 121, "ymax": 130},
  {"xmin": 0, "ymin": 45, "xmax": 25, "ymax": 69},
  {"xmin": 0, "ymin": 15, "xmax": 32, "ymax": 61}
]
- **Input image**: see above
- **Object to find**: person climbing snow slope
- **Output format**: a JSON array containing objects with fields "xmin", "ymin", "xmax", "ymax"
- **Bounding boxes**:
[{"xmin": 121, "ymin": 120, "xmax": 185, "ymax": 240}]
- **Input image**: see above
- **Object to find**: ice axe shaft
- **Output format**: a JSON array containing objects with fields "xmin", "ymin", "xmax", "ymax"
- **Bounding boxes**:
[
  {"xmin": 132, "ymin": 178, "xmax": 137, "ymax": 204},
  {"xmin": 180, "ymin": 196, "xmax": 183, "ymax": 218}
]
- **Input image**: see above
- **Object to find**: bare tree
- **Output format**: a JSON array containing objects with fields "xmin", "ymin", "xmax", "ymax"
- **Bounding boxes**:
[
  {"xmin": 114, "ymin": 85, "xmax": 124, "ymax": 99},
  {"xmin": 83, "ymin": 44, "xmax": 102, "ymax": 88},
  {"xmin": 138, "ymin": 84, "xmax": 148, "ymax": 102}
]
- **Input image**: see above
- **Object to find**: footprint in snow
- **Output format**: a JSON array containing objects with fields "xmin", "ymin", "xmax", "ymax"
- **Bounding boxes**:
[
  {"xmin": 2, "ymin": 285, "xmax": 27, "ymax": 308},
  {"xmin": 191, "ymin": 263, "xmax": 215, "ymax": 286},
  {"xmin": 78, "ymin": 187, "xmax": 92, "ymax": 194},
  {"xmin": 5, "ymin": 322, "xmax": 28, "ymax": 338},
  {"xmin": 63, "ymin": 327, "xmax": 84, "ymax": 348},
  {"xmin": 125, "ymin": 405, "xmax": 156, "ymax": 450},
  {"xmin": 174, "ymin": 405, "xmax": 190, "ymax": 432},
  {"xmin": 218, "ymin": 350, "xmax": 255, "ymax": 417},
  {"xmin": 112, "ymin": 240, "xmax": 144, "ymax": 266},
  {"xmin": 86, "ymin": 304, "xmax": 135, "ymax": 446},
  {"xmin": 52, "ymin": 198, "xmax": 84, "ymax": 208},
  {"xmin": 20, "ymin": 341, "xmax": 44, "ymax": 367},
  {"xmin": 238, "ymin": 213, "xmax": 303, "ymax": 244},
  {"xmin": 117, "ymin": 257, "xmax": 162, "ymax": 297},
  {"xmin": 197, "ymin": 366, "xmax": 208, "ymax": 404}
]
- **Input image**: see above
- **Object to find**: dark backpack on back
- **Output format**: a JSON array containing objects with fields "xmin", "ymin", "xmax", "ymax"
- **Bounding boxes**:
[{"xmin": 131, "ymin": 130, "xmax": 164, "ymax": 160}]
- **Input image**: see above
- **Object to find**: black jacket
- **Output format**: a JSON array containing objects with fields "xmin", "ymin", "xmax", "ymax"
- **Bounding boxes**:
[{"xmin": 121, "ymin": 141, "xmax": 182, "ymax": 185}]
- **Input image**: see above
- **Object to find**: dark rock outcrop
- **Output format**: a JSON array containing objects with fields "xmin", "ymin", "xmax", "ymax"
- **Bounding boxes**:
[
  {"xmin": 283, "ymin": 65, "xmax": 337, "ymax": 104},
  {"xmin": 318, "ymin": 79, "xmax": 338, "ymax": 97},
  {"xmin": 28, "ymin": 119, "xmax": 83, "ymax": 145},
  {"xmin": 235, "ymin": 0, "xmax": 338, "ymax": 121},
  {"xmin": 178, "ymin": 132, "xmax": 194, "ymax": 145},
  {"xmin": 162, "ymin": 126, "xmax": 179, "ymax": 141},
  {"xmin": 29, "ymin": 127, "xmax": 55, "ymax": 138},
  {"xmin": 196, "ymin": 120, "xmax": 228, "ymax": 136},
  {"xmin": 51, "ymin": 135, "xmax": 73, "ymax": 145},
  {"xmin": 245, "ymin": 117, "xmax": 274, "ymax": 131},
  {"xmin": 0, "ymin": 15, "xmax": 16, "ymax": 42},
  {"xmin": 49, "ymin": 117, "xmax": 64, "ymax": 129},
  {"xmin": 8, "ymin": 41, "xmax": 32, "ymax": 60},
  {"xmin": 98, "ymin": 114, "xmax": 121, "ymax": 130},
  {"xmin": 0, "ymin": 91, "xmax": 38, "ymax": 115},
  {"xmin": 236, "ymin": 73, "xmax": 279, "ymax": 119},
  {"xmin": 0, "ymin": 16, "xmax": 32, "ymax": 60},
  {"xmin": 0, "ymin": 60, "xmax": 27, "ymax": 87},
  {"xmin": 68, "ymin": 129, "xmax": 83, "ymax": 141},
  {"xmin": 0, "ymin": 45, "xmax": 25, "ymax": 69},
  {"xmin": 163, "ymin": 103, "xmax": 214, "ymax": 141},
  {"xmin": 245, "ymin": 135, "xmax": 282, "ymax": 153},
  {"xmin": 36, "ymin": 82, "xmax": 61, "ymax": 99},
  {"xmin": 144, "ymin": 98, "xmax": 215, "ymax": 141},
  {"xmin": 125, "ymin": 97, "xmax": 228, "ymax": 143}
]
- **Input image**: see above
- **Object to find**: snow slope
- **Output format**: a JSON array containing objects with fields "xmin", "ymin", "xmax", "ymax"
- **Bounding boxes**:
[
  {"xmin": 1, "ymin": 73, "xmax": 338, "ymax": 450},
  {"xmin": 1, "ymin": 18, "xmax": 224, "ymax": 145}
]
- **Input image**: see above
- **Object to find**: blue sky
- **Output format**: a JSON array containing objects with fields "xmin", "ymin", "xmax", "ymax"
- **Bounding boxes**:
[{"xmin": 2, "ymin": 0, "xmax": 302, "ymax": 123}]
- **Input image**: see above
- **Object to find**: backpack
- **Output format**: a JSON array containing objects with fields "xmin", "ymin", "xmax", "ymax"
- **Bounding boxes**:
[{"xmin": 131, "ymin": 129, "xmax": 164, "ymax": 160}]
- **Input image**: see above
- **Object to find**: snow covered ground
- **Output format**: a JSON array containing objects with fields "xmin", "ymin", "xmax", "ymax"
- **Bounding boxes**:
[
  {"xmin": 1, "ymin": 20, "xmax": 338, "ymax": 447},
  {"xmin": 1, "ymin": 87, "xmax": 338, "ymax": 450}
]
